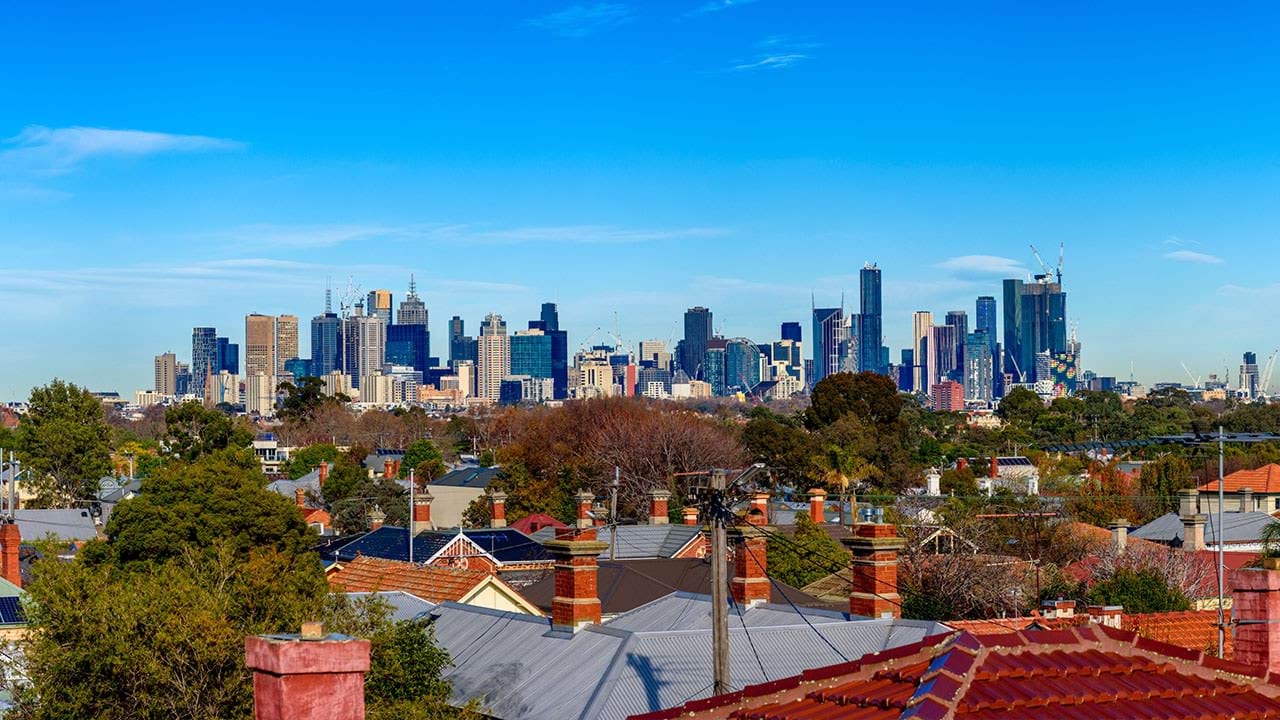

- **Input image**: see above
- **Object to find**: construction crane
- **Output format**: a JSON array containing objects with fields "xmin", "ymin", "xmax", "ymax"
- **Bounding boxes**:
[
  {"xmin": 1006, "ymin": 350, "xmax": 1026, "ymax": 384},
  {"xmin": 1261, "ymin": 350, "xmax": 1280, "ymax": 398},
  {"xmin": 1029, "ymin": 243, "xmax": 1064, "ymax": 284},
  {"xmin": 1029, "ymin": 244, "xmax": 1054, "ymax": 281},
  {"xmin": 1179, "ymin": 362, "xmax": 1202, "ymax": 389},
  {"xmin": 338, "ymin": 276, "xmax": 362, "ymax": 319}
]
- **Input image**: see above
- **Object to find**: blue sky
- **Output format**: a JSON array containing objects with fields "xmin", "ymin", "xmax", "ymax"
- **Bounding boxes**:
[{"xmin": 3, "ymin": 1, "xmax": 1280, "ymax": 399}]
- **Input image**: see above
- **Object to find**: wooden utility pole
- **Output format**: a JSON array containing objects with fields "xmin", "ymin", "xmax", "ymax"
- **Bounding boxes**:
[
  {"xmin": 709, "ymin": 469, "xmax": 730, "ymax": 696},
  {"xmin": 610, "ymin": 467, "xmax": 619, "ymax": 560}
]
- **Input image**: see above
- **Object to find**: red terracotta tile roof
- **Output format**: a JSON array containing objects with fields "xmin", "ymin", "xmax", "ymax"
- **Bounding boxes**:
[
  {"xmin": 300, "ymin": 507, "xmax": 330, "ymax": 525},
  {"xmin": 630, "ymin": 626, "xmax": 1280, "ymax": 720},
  {"xmin": 1123, "ymin": 609, "xmax": 1232, "ymax": 659},
  {"xmin": 509, "ymin": 513, "xmax": 567, "ymax": 535},
  {"xmin": 328, "ymin": 556, "xmax": 489, "ymax": 603},
  {"xmin": 1201, "ymin": 464, "xmax": 1280, "ymax": 493}
]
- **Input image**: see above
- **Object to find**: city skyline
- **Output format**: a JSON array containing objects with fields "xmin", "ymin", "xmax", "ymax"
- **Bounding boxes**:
[{"xmin": 5, "ymin": 2, "xmax": 1280, "ymax": 397}]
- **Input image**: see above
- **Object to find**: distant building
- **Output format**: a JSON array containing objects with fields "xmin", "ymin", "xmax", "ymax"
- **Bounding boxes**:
[
  {"xmin": 780, "ymin": 321, "xmax": 802, "ymax": 343},
  {"xmin": 366, "ymin": 289, "xmax": 393, "ymax": 325},
  {"xmin": 477, "ymin": 313, "xmax": 510, "ymax": 402},
  {"xmin": 276, "ymin": 315, "xmax": 299, "ymax": 375},
  {"xmin": 310, "ymin": 311, "xmax": 342, "ymax": 377},
  {"xmin": 703, "ymin": 341, "xmax": 727, "ymax": 396},
  {"xmin": 1004, "ymin": 277, "xmax": 1067, "ymax": 384},
  {"xmin": 857, "ymin": 263, "xmax": 885, "ymax": 374},
  {"xmin": 510, "ymin": 329, "xmax": 552, "ymax": 379},
  {"xmin": 154, "ymin": 352, "xmax": 177, "ymax": 395},
  {"xmin": 912, "ymin": 311, "xmax": 933, "ymax": 393},
  {"xmin": 811, "ymin": 306, "xmax": 843, "ymax": 385},
  {"xmin": 638, "ymin": 340, "xmax": 672, "ymax": 372},
  {"xmin": 930, "ymin": 380, "xmax": 964, "ymax": 412},
  {"xmin": 540, "ymin": 303, "xmax": 569, "ymax": 400},
  {"xmin": 1241, "ymin": 352, "xmax": 1260, "ymax": 399},
  {"xmin": 284, "ymin": 357, "xmax": 311, "ymax": 380},
  {"xmin": 244, "ymin": 314, "xmax": 277, "ymax": 378},
  {"xmin": 204, "ymin": 370, "xmax": 239, "ymax": 407},
  {"xmin": 396, "ymin": 276, "xmax": 428, "ymax": 326},
  {"xmin": 725, "ymin": 338, "xmax": 764, "ymax": 393},
  {"xmin": 215, "ymin": 336, "xmax": 239, "ymax": 376},
  {"xmin": 245, "ymin": 374, "xmax": 277, "ymax": 417},
  {"xmin": 963, "ymin": 331, "xmax": 994, "ymax": 404},
  {"xmin": 927, "ymin": 324, "xmax": 957, "ymax": 393},
  {"xmin": 387, "ymin": 323, "xmax": 430, "ymax": 374},
  {"xmin": 945, "ymin": 310, "xmax": 967, "ymax": 373},
  {"xmin": 322, "ymin": 370, "xmax": 353, "ymax": 398},
  {"xmin": 191, "ymin": 327, "xmax": 218, "ymax": 396},
  {"xmin": 681, "ymin": 306, "xmax": 713, "ymax": 379},
  {"xmin": 344, "ymin": 311, "xmax": 386, "ymax": 389}
]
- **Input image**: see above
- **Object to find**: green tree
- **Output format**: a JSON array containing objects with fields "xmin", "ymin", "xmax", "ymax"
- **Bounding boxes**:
[
  {"xmin": 1088, "ymin": 567, "xmax": 1191, "ymax": 613},
  {"xmin": 162, "ymin": 402, "xmax": 253, "ymax": 463},
  {"xmin": 807, "ymin": 372, "xmax": 903, "ymax": 430},
  {"xmin": 765, "ymin": 512, "xmax": 846, "ymax": 588},
  {"xmin": 16, "ymin": 379, "xmax": 113, "ymax": 507},
  {"xmin": 285, "ymin": 443, "xmax": 341, "ymax": 480},
  {"xmin": 1136, "ymin": 454, "xmax": 1195, "ymax": 521},
  {"xmin": 939, "ymin": 466, "xmax": 978, "ymax": 496},
  {"xmin": 277, "ymin": 376, "xmax": 336, "ymax": 420},
  {"xmin": 995, "ymin": 387, "xmax": 1044, "ymax": 427},
  {"xmin": 402, "ymin": 439, "xmax": 447, "ymax": 483}
]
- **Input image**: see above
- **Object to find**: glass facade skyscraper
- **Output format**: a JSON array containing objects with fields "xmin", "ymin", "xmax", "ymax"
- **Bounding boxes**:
[
  {"xmin": 703, "ymin": 344, "xmax": 727, "ymax": 396},
  {"xmin": 857, "ymin": 264, "xmax": 884, "ymax": 374},
  {"xmin": 725, "ymin": 338, "xmax": 764, "ymax": 393},
  {"xmin": 812, "ymin": 307, "xmax": 843, "ymax": 385},
  {"xmin": 216, "ymin": 336, "xmax": 239, "ymax": 376},
  {"xmin": 191, "ymin": 327, "xmax": 218, "ymax": 396},
  {"xmin": 310, "ymin": 312, "xmax": 343, "ymax": 377},
  {"xmin": 386, "ymin": 324, "xmax": 430, "ymax": 373},
  {"xmin": 681, "ymin": 307, "xmax": 713, "ymax": 379},
  {"xmin": 780, "ymin": 322, "xmax": 802, "ymax": 343},
  {"xmin": 510, "ymin": 330, "xmax": 553, "ymax": 379},
  {"xmin": 540, "ymin": 302, "xmax": 569, "ymax": 399},
  {"xmin": 945, "ymin": 311, "xmax": 968, "ymax": 373}
]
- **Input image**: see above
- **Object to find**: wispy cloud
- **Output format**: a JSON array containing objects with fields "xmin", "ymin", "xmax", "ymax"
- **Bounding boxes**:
[
  {"xmin": 933, "ymin": 255, "xmax": 1027, "ymax": 277},
  {"xmin": 1, "ymin": 125, "xmax": 241, "ymax": 176},
  {"xmin": 528, "ymin": 3, "xmax": 632, "ymax": 37},
  {"xmin": 689, "ymin": 0, "xmax": 758, "ymax": 15},
  {"xmin": 1164, "ymin": 249, "xmax": 1224, "ymax": 265},
  {"xmin": 732, "ymin": 35, "xmax": 819, "ymax": 72},
  {"xmin": 208, "ymin": 222, "xmax": 729, "ymax": 249},
  {"xmin": 1218, "ymin": 283, "xmax": 1279, "ymax": 297}
]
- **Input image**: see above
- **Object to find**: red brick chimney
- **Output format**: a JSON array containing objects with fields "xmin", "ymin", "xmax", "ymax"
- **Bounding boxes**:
[
  {"xmin": 0, "ymin": 521, "xmax": 20, "ymax": 588},
  {"xmin": 488, "ymin": 490, "xmax": 507, "ymax": 528},
  {"xmin": 544, "ymin": 526, "xmax": 609, "ymax": 633},
  {"xmin": 411, "ymin": 493, "xmax": 433, "ymax": 535},
  {"xmin": 842, "ymin": 521, "xmax": 905, "ymax": 619},
  {"xmin": 682, "ymin": 506, "xmax": 700, "ymax": 526},
  {"xmin": 808, "ymin": 488, "xmax": 827, "ymax": 524},
  {"xmin": 383, "ymin": 459, "xmax": 394, "ymax": 479},
  {"xmin": 318, "ymin": 461, "xmax": 328, "ymax": 487},
  {"xmin": 366, "ymin": 507, "xmax": 385, "ymax": 531},
  {"xmin": 1234, "ymin": 563, "xmax": 1280, "ymax": 672},
  {"xmin": 575, "ymin": 489, "xmax": 595, "ymax": 529},
  {"xmin": 728, "ymin": 525, "xmax": 769, "ymax": 608},
  {"xmin": 295, "ymin": 487, "xmax": 306, "ymax": 508},
  {"xmin": 648, "ymin": 489, "xmax": 671, "ymax": 525},
  {"xmin": 244, "ymin": 622, "xmax": 371, "ymax": 720},
  {"xmin": 748, "ymin": 491, "xmax": 769, "ymax": 525},
  {"xmin": 392, "ymin": 459, "xmax": 402, "ymax": 478},
  {"xmin": 957, "ymin": 457, "xmax": 968, "ymax": 472},
  {"xmin": 989, "ymin": 456, "xmax": 999, "ymax": 479}
]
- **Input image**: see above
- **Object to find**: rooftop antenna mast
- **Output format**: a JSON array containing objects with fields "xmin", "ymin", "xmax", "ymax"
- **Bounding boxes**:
[
  {"xmin": 1056, "ymin": 241, "xmax": 1064, "ymax": 285},
  {"xmin": 324, "ymin": 276, "xmax": 332, "ymax": 314}
]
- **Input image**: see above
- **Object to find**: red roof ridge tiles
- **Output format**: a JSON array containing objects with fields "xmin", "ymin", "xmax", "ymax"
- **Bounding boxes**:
[
  {"xmin": 629, "ymin": 624, "xmax": 1280, "ymax": 720},
  {"xmin": 328, "ymin": 555, "xmax": 491, "ymax": 604}
]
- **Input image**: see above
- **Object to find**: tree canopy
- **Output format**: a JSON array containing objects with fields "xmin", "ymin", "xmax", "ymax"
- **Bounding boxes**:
[{"xmin": 15, "ymin": 379, "xmax": 113, "ymax": 507}]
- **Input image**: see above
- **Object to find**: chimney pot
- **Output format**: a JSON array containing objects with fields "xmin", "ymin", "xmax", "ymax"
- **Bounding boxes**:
[
  {"xmin": 488, "ymin": 490, "xmax": 508, "ymax": 528},
  {"xmin": 728, "ymin": 525, "xmax": 769, "ymax": 608},
  {"xmin": 366, "ymin": 507, "xmax": 386, "ymax": 531},
  {"xmin": 1087, "ymin": 604, "xmax": 1124, "ymax": 629},
  {"xmin": 648, "ymin": 488, "xmax": 672, "ymax": 525},
  {"xmin": 1178, "ymin": 488, "xmax": 1200, "ymax": 518},
  {"xmin": 989, "ymin": 456, "xmax": 999, "ymax": 479},
  {"xmin": 747, "ymin": 491, "xmax": 769, "ymax": 526},
  {"xmin": 575, "ymin": 489, "xmax": 595, "ymax": 529},
  {"xmin": 808, "ymin": 488, "xmax": 827, "ymax": 524},
  {"xmin": 957, "ymin": 457, "xmax": 968, "ymax": 471},
  {"xmin": 295, "ymin": 487, "xmax": 306, "ymax": 508},
  {"xmin": 682, "ymin": 506, "xmax": 700, "ymax": 526},
  {"xmin": 245, "ymin": 628, "xmax": 371, "ymax": 720},
  {"xmin": 543, "ymin": 528, "xmax": 609, "ymax": 633},
  {"xmin": 1242, "ymin": 487, "xmax": 1255, "ymax": 513},
  {"xmin": 1108, "ymin": 519, "xmax": 1128, "ymax": 555},
  {"xmin": 412, "ymin": 493, "xmax": 433, "ymax": 535},
  {"xmin": 318, "ymin": 461, "xmax": 328, "ymax": 487},
  {"xmin": 383, "ymin": 459, "xmax": 394, "ymax": 480},
  {"xmin": 0, "ymin": 522, "xmax": 20, "ymax": 589},
  {"xmin": 1233, "ymin": 565, "xmax": 1280, "ymax": 672},
  {"xmin": 842, "ymin": 522, "xmax": 905, "ymax": 619}
]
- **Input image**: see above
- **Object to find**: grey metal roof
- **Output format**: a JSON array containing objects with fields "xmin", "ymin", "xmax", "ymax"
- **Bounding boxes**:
[
  {"xmin": 530, "ymin": 525, "xmax": 702, "ymax": 559},
  {"xmin": 265, "ymin": 470, "xmax": 322, "ymax": 500},
  {"xmin": 344, "ymin": 591, "xmax": 436, "ymax": 622},
  {"xmin": 766, "ymin": 500, "xmax": 857, "ymax": 527},
  {"xmin": 602, "ymin": 591, "xmax": 849, "ymax": 632},
  {"xmin": 428, "ymin": 596, "xmax": 947, "ymax": 720},
  {"xmin": 14, "ymin": 509, "xmax": 97, "ymax": 542},
  {"xmin": 1131, "ymin": 510, "xmax": 1277, "ymax": 545},
  {"xmin": 430, "ymin": 466, "xmax": 501, "ymax": 489}
]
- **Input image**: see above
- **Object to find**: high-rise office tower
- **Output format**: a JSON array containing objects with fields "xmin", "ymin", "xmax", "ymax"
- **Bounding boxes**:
[
  {"xmin": 175, "ymin": 361, "xmax": 192, "ymax": 396},
  {"xmin": 191, "ymin": 327, "xmax": 218, "ymax": 396},
  {"xmin": 811, "ymin": 306, "xmax": 843, "ymax": 384},
  {"xmin": 681, "ymin": 307, "xmax": 713, "ymax": 379},
  {"xmin": 945, "ymin": 311, "xmax": 968, "ymax": 375},
  {"xmin": 771, "ymin": 340, "xmax": 803, "ymax": 383},
  {"xmin": 245, "ymin": 314, "xmax": 277, "ymax": 378},
  {"xmin": 310, "ymin": 311, "xmax": 343, "ymax": 377},
  {"xmin": 927, "ymin": 324, "xmax": 958, "ymax": 393},
  {"xmin": 975, "ymin": 296, "xmax": 999, "ymax": 397},
  {"xmin": 448, "ymin": 316, "xmax": 477, "ymax": 368},
  {"xmin": 396, "ymin": 276, "xmax": 428, "ymax": 326},
  {"xmin": 1013, "ymin": 279, "xmax": 1067, "ymax": 384},
  {"xmin": 215, "ymin": 337, "xmax": 239, "ymax": 376},
  {"xmin": 898, "ymin": 349, "xmax": 915, "ymax": 392},
  {"xmin": 857, "ymin": 263, "xmax": 884, "ymax": 374},
  {"xmin": 366, "ymin": 289, "xmax": 393, "ymax": 325},
  {"xmin": 725, "ymin": 338, "xmax": 765, "ymax": 393},
  {"xmin": 780, "ymin": 322, "xmax": 802, "ymax": 343},
  {"xmin": 511, "ymin": 328, "xmax": 552, "ymax": 379},
  {"xmin": 276, "ymin": 315, "xmax": 299, "ymax": 375},
  {"xmin": 638, "ymin": 340, "xmax": 672, "ymax": 371},
  {"xmin": 912, "ymin": 311, "xmax": 933, "ymax": 393},
  {"xmin": 703, "ymin": 339, "xmax": 728, "ymax": 396},
  {"xmin": 540, "ymin": 302, "xmax": 569, "ymax": 399},
  {"xmin": 386, "ymin": 323, "xmax": 430, "ymax": 373},
  {"xmin": 1002, "ymin": 279, "xmax": 1023, "ymax": 381},
  {"xmin": 963, "ymin": 331, "xmax": 994, "ymax": 403},
  {"xmin": 344, "ymin": 310, "xmax": 386, "ymax": 388},
  {"xmin": 477, "ymin": 313, "xmax": 510, "ymax": 401},
  {"xmin": 1242, "ymin": 352, "xmax": 1260, "ymax": 398},
  {"xmin": 154, "ymin": 352, "xmax": 177, "ymax": 395}
]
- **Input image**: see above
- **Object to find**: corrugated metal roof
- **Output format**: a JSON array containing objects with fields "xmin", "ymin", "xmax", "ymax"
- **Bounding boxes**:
[
  {"xmin": 428, "ymin": 595, "xmax": 947, "ymax": 720},
  {"xmin": 430, "ymin": 466, "xmax": 501, "ymax": 489},
  {"xmin": 1131, "ymin": 510, "xmax": 1276, "ymax": 545},
  {"xmin": 531, "ymin": 525, "xmax": 702, "ymax": 560},
  {"xmin": 344, "ymin": 590, "xmax": 436, "ymax": 622},
  {"xmin": 15, "ymin": 509, "xmax": 97, "ymax": 542}
]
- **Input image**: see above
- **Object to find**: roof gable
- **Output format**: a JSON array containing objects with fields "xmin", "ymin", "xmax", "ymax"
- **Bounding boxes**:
[
  {"xmin": 328, "ymin": 556, "xmax": 488, "ymax": 603},
  {"xmin": 1201, "ymin": 464, "xmax": 1280, "ymax": 493}
]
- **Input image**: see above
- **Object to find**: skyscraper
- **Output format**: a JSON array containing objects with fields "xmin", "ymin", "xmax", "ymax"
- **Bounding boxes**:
[
  {"xmin": 366, "ymin": 289, "xmax": 393, "ymax": 325},
  {"xmin": 540, "ymin": 302, "xmax": 569, "ymax": 399},
  {"xmin": 681, "ymin": 307, "xmax": 713, "ymax": 379},
  {"xmin": 310, "ymin": 311, "xmax": 343, "ymax": 377},
  {"xmin": 245, "ymin": 314, "xmax": 277, "ymax": 378},
  {"xmin": 976, "ymin": 296, "xmax": 999, "ymax": 397},
  {"xmin": 276, "ymin": 315, "xmax": 299, "ymax": 375},
  {"xmin": 216, "ymin": 336, "xmax": 239, "ymax": 376},
  {"xmin": 963, "ymin": 331, "xmax": 994, "ymax": 403},
  {"xmin": 725, "ymin": 338, "xmax": 764, "ymax": 393},
  {"xmin": 1242, "ymin": 352, "xmax": 1260, "ymax": 398},
  {"xmin": 1011, "ymin": 279, "xmax": 1067, "ymax": 383},
  {"xmin": 386, "ymin": 323, "xmax": 430, "ymax": 373},
  {"xmin": 638, "ymin": 340, "xmax": 672, "ymax": 371},
  {"xmin": 703, "ymin": 340, "xmax": 727, "ymax": 396},
  {"xmin": 191, "ymin": 327, "xmax": 218, "ymax": 396},
  {"xmin": 927, "ymin": 324, "xmax": 958, "ymax": 393},
  {"xmin": 945, "ymin": 311, "xmax": 968, "ymax": 375},
  {"xmin": 344, "ymin": 311, "xmax": 386, "ymax": 388},
  {"xmin": 511, "ymin": 329, "xmax": 552, "ymax": 379},
  {"xmin": 812, "ymin": 307, "xmax": 843, "ymax": 385},
  {"xmin": 912, "ymin": 311, "xmax": 933, "ymax": 393},
  {"xmin": 477, "ymin": 314, "xmax": 510, "ymax": 401},
  {"xmin": 154, "ymin": 352, "xmax": 177, "ymax": 395},
  {"xmin": 780, "ymin": 322, "xmax": 802, "ymax": 343},
  {"xmin": 396, "ymin": 277, "xmax": 428, "ymax": 326},
  {"xmin": 857, "ymin": 263, "xmax": 884, "ymax": 374}
]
